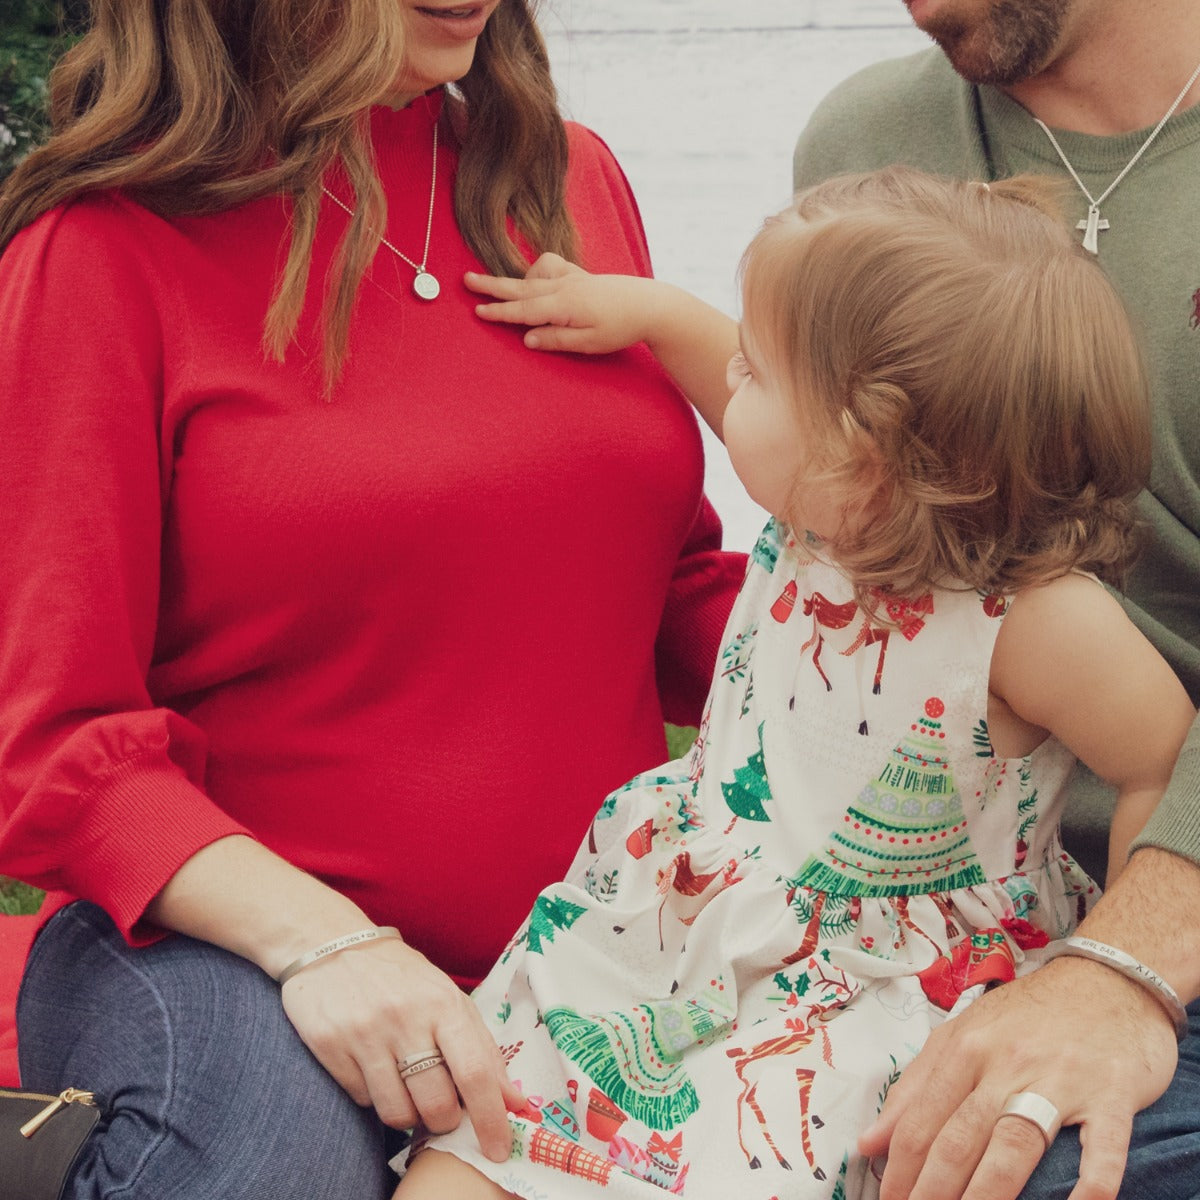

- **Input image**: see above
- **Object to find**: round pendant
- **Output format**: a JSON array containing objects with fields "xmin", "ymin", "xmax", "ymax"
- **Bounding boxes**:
[{"xmin": 412, "ymin": 271, "xmax": 440, "ymax": 301}]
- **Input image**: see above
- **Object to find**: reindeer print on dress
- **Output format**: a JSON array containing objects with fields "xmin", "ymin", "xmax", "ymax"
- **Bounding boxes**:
[
  {"xmin": 797, "ymin": 588, "xmax": 933, "ymax": 734},
  {"xmin": 421, "ymin": 520, "xmax": 1096, "ymax": 1199},
  {"xmin": 727, "ymin": 953, "xmax": 860, "ymax": 1180}
]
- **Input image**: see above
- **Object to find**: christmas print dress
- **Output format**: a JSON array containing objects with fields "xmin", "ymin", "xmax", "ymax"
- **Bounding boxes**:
[{"xmin": 421, "ymin": 521, "xmax": 1098, "ymax": 1199}]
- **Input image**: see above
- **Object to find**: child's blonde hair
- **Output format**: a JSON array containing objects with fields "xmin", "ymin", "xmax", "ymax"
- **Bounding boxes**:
[{"xmin": 739, "ymin": 167, "xmax": 1151, "ymax": 601}]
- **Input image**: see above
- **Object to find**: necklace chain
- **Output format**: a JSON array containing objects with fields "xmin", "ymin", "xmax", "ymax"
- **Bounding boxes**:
[
  {"xmin": 1032, "ymin": 57, "xmax": 1200, "ymax": 253},
  {"xmin": 321, "ymin": 120, "xmax": 440, "ymax": 299}
]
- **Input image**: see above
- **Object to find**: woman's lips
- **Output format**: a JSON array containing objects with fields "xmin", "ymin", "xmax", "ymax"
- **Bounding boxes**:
[{"xmin": 415, "ymin": 4, "xmax": 493, "ymax": 41}]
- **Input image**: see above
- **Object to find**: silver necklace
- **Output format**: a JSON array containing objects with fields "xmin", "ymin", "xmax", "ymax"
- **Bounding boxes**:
[
  {"xmin": 1032, "ymin": 57, "xmax": 1200, "ymax": 254},
  {"xmin": 321, "ymin": 121, "xmax": 441, "ymax": 300}
]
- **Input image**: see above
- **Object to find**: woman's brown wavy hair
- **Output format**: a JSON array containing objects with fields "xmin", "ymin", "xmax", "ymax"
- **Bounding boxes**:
[
  {"xmin": 739, "ymin": 168, "xmax": 1151, "ymax": 603},
  {"xmin": 0, "ymin": 0, "xmax": 578, "ymax": 383}
]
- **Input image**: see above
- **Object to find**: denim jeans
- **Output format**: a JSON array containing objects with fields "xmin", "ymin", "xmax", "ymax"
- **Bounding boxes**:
[
  {"xmin": 18, "ymin": 902, "xmax": 406, "ymax": 1200},
  {"xmin": 1022, "ymin": 999, "xmax": 1200, "ymax": 1199},
  {"xmin": 21, "ymin": 903, "xmax": 1200, "ymax": 1198}
]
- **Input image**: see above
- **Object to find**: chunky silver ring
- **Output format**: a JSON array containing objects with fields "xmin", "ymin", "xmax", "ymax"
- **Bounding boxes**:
[{"xmin": 998, "ymin": 1091, "xmax": 1062, "ymax": 1149}]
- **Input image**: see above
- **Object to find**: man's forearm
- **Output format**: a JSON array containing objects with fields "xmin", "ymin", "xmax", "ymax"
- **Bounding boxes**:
[{"xmin": 1074, "ymin": 845, "xmax": 1200, "ymax": 1006}]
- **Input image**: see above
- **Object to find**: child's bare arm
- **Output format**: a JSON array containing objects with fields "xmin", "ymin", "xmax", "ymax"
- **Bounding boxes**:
[
  {"xmin": 465, "ymin": 254, "xmax": 738, "ymax": 438},
  {"xmin": 989, "ymin": 573, "xmax": 1196, "ymax": 885}
]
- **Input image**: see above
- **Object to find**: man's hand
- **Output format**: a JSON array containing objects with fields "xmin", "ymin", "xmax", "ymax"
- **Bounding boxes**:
[{"xmin": 862, "ymin": 952, "xmax": 1178, "ymax": 1200}]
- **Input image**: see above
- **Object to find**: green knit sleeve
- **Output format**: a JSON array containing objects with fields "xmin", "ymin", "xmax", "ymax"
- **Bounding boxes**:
[{"xmin": 1131, "ymin": 711, "xmax": 1200, "ymax": 867}]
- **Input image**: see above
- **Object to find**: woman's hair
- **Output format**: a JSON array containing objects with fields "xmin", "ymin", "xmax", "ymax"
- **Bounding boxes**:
[
  {"xmin": 739, "ymin": 167, "xmax": 1151, "ymax": 601},
  {"xmin": 0, "ymin": 0, "xmax": 578, "ymax": 382}
]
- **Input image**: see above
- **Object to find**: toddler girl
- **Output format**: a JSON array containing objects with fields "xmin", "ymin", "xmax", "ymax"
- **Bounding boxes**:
[{"xmin": 395, "ymin": 168, "xmax": 1194, "ymax": 1199}]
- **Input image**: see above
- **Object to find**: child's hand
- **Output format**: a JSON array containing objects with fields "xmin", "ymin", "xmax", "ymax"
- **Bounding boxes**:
[
  {"xmin": 467, "ymin": 253, "xmax": 740, "ymax": 438},
  {"xmin": 465, "ymin": 253, "xmax": 664, "ymax": 355}
]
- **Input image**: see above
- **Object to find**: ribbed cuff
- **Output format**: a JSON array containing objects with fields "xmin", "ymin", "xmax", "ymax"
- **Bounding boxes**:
[{"xmin": 61, "ymin": 752, "xmax": 252, "ymax": 944}]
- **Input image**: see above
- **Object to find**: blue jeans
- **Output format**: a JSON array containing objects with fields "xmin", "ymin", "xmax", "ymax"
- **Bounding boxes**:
[
  {"xmin": 1022, "ymin": 998, "xmax": 1200, "ymax": 1199},
  {"xmin": 21, "ymin": 904, "xmax": 1200, "ymax": 1197},
  {"xmin": 18, "ymin": 902, "xmax": 407, "ymax": 1199}
]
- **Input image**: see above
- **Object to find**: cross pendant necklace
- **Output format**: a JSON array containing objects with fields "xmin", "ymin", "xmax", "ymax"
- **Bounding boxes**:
[
  {"xmin": 1078, "ymin": 206, "xmax": 1109, "ymax": 255},
  {"xmin": 321, "ymin": 120, "xmax": 441, "ymax": 300},
  {"xmin": 1031, "ymin": 56, "xmax": 1200, "ymax": 254}
]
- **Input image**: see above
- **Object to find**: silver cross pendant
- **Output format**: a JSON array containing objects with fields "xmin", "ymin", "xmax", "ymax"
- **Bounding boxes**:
[{"xmin": 1077, "ymin": 205, "xmax": 1110, "ymax": 254}]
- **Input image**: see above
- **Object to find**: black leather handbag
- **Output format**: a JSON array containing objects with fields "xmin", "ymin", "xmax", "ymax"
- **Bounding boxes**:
[{"xmin": 0, "ymin": 1088, "xmax": 99, "ymax": 1200}]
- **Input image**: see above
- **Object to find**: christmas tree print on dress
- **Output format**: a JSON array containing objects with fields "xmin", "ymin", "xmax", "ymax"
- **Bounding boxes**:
[
  {"xmin": 721, "ymin": 722, "xmax": 773, "ymax": 832},
  {"xmin": 525, "ymin": 894, "xmax": 588, "ymax": 955},
  {"xmin": 794, "ymin": 698, "xmax": 987, "ymax": 896},
  {"xmin": 543, "ymin": 982, "xmax": 734, "ymax": 1133}
]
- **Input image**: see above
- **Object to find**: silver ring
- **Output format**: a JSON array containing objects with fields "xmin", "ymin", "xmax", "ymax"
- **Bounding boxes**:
[
  {"xmin": 998, "ymin": 1092, "xmax": 1062, "ymax": 1149},
  {"xmin": 398, "ymin": 1049, "xmax": 445, "ymax": 1080},
  {"xmin": 399, "ymin": 1048, "xmax": 441, "ymax": 1069}
]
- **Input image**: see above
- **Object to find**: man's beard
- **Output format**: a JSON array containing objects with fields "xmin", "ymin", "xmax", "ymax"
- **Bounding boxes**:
[{"xmin": 919, "ymin": 0, "xmax": 1071, "ymax": 85}]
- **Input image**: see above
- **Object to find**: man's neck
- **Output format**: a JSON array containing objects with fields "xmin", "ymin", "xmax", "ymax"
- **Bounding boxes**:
[{"xmin": 1001, "ymin": 2, "xmax": 1200, "ymax": 135}]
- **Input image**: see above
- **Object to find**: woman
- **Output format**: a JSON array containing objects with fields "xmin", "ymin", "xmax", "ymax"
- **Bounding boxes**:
[{"xmin": 0, "ymin": 2, "xmax": 743, "ymax": 1196}]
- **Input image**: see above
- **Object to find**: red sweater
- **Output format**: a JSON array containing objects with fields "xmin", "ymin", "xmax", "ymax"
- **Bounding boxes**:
[{"xmin": 0, "ymin": 96, "xmax": 744, "ymax": 1083}]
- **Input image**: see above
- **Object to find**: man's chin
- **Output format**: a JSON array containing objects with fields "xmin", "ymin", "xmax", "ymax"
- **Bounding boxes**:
[{"xmin": 911, "ymin": 0, "xmax": 1069, "ymax": 87}]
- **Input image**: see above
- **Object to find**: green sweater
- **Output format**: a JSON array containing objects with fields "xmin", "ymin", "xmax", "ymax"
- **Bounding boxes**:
[{"xmin": 794, "ymin": 48, "xmax": 1200, "ymax": 872}]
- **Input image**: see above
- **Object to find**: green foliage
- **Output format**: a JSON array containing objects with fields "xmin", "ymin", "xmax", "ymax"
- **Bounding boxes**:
[
  {"xmin": 664, "ymin": 722, "xmax": 697, "ymax": 760},
  {"xmin": 0, "ymin": 34, "xmax": 53, "ymax": 179},
  {"xmin": 1, "ymin": 1, "xmax": 87, "ymax": 182},
  {"xmin": 0, "ymin": 876, "xmax": 43, "ymax": 916}
]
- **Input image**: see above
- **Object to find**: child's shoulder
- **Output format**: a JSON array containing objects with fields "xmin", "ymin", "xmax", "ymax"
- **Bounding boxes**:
[
  {"xmin": 990, "ymin": 571, "xmax": 1164, "ymax": 722},
  {"xmin": 1002, "ymin": 571, "xmax": 1119, "ymax": 632}
]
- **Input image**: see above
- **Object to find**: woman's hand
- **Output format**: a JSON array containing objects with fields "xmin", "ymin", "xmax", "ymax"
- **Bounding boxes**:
[
  {"xmin": 146, "ymin": 835, "xmax": 522, "ymax": 1162},
  {"xmin": 281, "ymin": 935, "xmax": 523, "ymax": 1162}
]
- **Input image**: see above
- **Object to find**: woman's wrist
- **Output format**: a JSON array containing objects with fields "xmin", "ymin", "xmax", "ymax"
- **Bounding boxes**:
[
  {"xmin": 276, "ymin": 926, "xmax": 403, "ymax": 984},
  {"xmin": 147, "ymin": 834, "xmax": 384, "ymax": 978}
]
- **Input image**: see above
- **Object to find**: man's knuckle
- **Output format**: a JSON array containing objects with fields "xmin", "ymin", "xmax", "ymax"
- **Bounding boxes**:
[
  {"xmin": 932, "ymin": 1123, "xmax": 978, "ymax": 1168},
  {"xmin": 990, "ymin": 1117, "xmax": 1045, "ymax": 1157},
  {"xmin": 893, "ymin": 1112, "xmax": 938, "ymax": 1156},
  {"xmin": 954, "ymin": 1025, "xmax": 996, "ymax": 1061}
]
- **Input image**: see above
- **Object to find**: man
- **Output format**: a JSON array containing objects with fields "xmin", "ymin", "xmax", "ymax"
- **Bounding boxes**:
[{"xmin": 793, "ymin": 3, "xmax": 1200, "ymax": 1198}]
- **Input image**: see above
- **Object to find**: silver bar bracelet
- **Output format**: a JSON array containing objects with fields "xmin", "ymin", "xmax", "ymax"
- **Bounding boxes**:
[
  {"xmin": 1044, "ymin": 936, "xmax": 1189, "ymax": 1039},
  {"xmin": 276, "ymin": 926, "xmax": 402, "ymax": 985}
]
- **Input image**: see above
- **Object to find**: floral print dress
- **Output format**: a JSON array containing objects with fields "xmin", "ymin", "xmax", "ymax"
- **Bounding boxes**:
[{"xmin": 422, "ymin": 521, "xmax": 1098, "ymax": 1199}]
